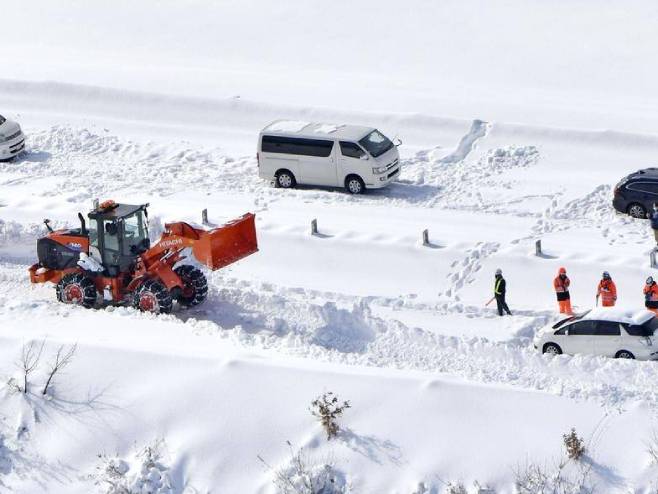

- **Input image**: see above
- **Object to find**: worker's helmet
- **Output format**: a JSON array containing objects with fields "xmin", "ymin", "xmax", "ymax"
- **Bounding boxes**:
[
  {"xmin": 558, "ymin": 267, "xmax": 567, "ymax": 275},
  {"xmin": 602, "ymin": 271, "xmax": 610, "ymax": 279},
  {"xmin": 495, "ymin": 268, "xmax": 502, "ymax": 276},
  {"xmin": 648, "ymin": 276, "xmax": 654, "ymax": 285}
]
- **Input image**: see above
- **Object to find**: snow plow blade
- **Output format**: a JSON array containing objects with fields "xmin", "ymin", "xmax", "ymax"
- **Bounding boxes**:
[{"xmin": 191, "ymin": 213, "xmax": 258, "ymax": 270}]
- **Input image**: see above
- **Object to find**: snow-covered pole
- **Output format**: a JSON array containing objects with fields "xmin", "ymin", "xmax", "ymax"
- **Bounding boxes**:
[
  {"xmin": 535, "ymin": 239, "xmax": 542, "ymax": 256},
  {"xmin": 422, "ymin": 229, "xmax": 430, "ymax": 247},
  {"xmin": 202, "ymin": 208, "xmax": 209, "ymax": 226},
  {"xmin": 311, "ymin": 219, "xmax": 318, "ymax": 236}
]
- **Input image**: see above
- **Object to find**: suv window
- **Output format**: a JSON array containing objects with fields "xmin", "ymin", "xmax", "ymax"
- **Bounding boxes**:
[
  {"xmin": 262, "ymin": 136, "xmax": 333, "ymax": 157},
  {"xmin": 594, "ymin": 321, "xmax": 621, "ymax": 336},
  {"xmin": 340, "ymin": 141, "xmax": 365, "ymax": 159},
  {"xmin": 627, "ymin": 182, "xmax": 658, "ymax": 195},
  {"xmin": 568, "ymin": 321, "xmax": 596, "ymax": 335}
]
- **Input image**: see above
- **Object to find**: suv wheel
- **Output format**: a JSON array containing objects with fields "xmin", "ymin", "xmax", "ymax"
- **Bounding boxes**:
[{"xmin": 627, "ymin": 203, "xmax": 647, "ymax": 219}]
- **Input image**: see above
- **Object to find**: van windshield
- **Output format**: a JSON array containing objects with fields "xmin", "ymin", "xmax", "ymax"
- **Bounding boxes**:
[{"xmin": 359, "ymin": 130, "xmax": 393, "ymax": 158}]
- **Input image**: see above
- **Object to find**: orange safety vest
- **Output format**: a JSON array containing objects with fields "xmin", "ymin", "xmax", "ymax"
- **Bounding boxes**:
[
  {"xmin": 597, "ymin": 279, "xmax": 617, "ymax": 305},
  {"xmin": 644, "ymin": 283, "xmax": 658, "ymax": 303}
]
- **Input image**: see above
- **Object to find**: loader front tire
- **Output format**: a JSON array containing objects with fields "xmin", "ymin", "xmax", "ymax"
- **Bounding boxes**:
[
  {"xmin": 174, "ymin": 265, "xmax": 208, "ymax": 307},
  {"xmin": 133, "ymin": 279, "xmax": 172, "ymax": 314},
  {"xmin": 56, "ymin": 272, "xmax": 97, "ymax": 308}
]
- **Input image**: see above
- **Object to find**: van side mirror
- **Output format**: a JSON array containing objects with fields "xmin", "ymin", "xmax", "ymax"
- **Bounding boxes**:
[
  {"xmin": 394, "ymin": 137, "xmax": 403, "ymax": 147},
  {"xmin": 359, "ymin": 154, "xmax": 369, "ymax": 161}
]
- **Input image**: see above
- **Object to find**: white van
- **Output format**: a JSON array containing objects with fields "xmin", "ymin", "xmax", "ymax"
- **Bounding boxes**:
[
  {"xmin": 0, "ymin": 114, "xmax": 25, "ymax": 161},
  {"xmin": 258, "ymin": 120, "xmax": 401, "ymax": 194}
]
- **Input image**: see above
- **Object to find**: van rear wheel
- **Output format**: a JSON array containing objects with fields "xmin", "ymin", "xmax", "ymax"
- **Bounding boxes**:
[
  {"xmin": 275, "ymin": 170, "xmax": 296, "ymax": 189},
  {"xmin": 345, "ymin": 175, "xmax": 365, "ymax": 195}
]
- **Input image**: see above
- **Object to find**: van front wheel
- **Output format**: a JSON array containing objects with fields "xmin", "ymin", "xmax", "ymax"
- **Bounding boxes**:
[
  {"xmin": 345, "ymin": 175, "xmax": 365, "ymax": 195},
  {"xmin": 275, "ymin": 170, "xmax": 296, "ymax": 189}
]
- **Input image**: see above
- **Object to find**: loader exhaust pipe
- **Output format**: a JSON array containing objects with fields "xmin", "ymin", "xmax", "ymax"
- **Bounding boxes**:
[{"xmin": 78, "ymin": 213, "xmax": 87, "ymax": 235}]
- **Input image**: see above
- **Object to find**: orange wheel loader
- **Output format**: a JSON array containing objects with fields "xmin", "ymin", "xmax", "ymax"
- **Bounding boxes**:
[{"xmin": 28, "ymin": 200, "xmax": 258, "ymax": 314}]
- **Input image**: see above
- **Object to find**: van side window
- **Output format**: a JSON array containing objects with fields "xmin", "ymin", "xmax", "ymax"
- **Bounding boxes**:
[
  {"xmin": 340, "ymin": 141, "xmax": 365, "ymax": 159},
  {"xmin": 262, "ymin": 136, "xmax": 333, "ymax": 157}
]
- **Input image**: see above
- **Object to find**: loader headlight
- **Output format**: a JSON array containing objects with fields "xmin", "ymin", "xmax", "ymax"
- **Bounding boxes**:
[{"xmin": 372, "ymin": 165, "xmax": 388, "ymax": 174}]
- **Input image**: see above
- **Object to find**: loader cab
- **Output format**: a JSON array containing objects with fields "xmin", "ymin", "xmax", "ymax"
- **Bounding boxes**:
[{"xmin": 87, "ymin": 202, "xmax": 150, "ymax": 276}]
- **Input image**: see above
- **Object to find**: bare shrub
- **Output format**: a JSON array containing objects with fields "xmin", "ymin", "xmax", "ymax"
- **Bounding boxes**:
[
  {"xmin": 93, "ymin": 439, "xmax": 173, "ymax": 494},
  {"xmin": 647, "ymin": 429, "xmax": 658, "ymax": 466},
  {"xmin": 258, "ymin": 441, "xmax": 350, "ymax": 494},
  {"xmin": 17, "ymin": 340, "xmax": 44, "ymax": 394},
  {"xmin": 41, "ymin": 344, "xmax": 77, "ymax": 396},
  {"xmin": 310, "ymin": 392, "xmax": 350, "ymax": 440},
  {"xmin": 445, "ymin": 481, "xmax": 467, "ymax": 494},
  {"xmin": 514, "ymin": 459, "xmax": 593, "ymax": 494},
  {"xmin": 563, "ymin": 428, "xmax": 585, "ymax": 461}
]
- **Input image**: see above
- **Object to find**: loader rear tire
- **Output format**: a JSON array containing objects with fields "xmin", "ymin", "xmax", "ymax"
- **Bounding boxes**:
[
  {"xmin": 56, "ymin": 272, "xmax": 97, "ymax": 308},
  {"xmin": 174, "ymin": 265, "xmax": 208, "ymax": 307},
  {"xmin": 133, "ymin": 279, "xmax": 172, "ymax": 314}
]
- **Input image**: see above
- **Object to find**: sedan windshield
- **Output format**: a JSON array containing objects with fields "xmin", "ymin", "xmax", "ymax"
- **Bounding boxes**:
[
  {"xmin": 359, "ymin": 130, "xmax": 394, "ymax": 158},
  {"xmin": 626, "ymin": 317, "xmax": 658, "ymax": 337}
]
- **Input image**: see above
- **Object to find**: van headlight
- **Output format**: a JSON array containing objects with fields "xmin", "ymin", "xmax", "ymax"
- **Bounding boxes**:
[
  {"xmin": 0, "ymin": 135, "xmax": 7, "ymax": 144},
  {"xmin": 372, "ymin": 165, "xmax": 388, "ymax": 174}
]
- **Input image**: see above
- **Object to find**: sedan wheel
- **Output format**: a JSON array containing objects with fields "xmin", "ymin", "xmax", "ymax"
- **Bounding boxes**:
[{"xmin": 543, "ymin": 343, "xmax": 562, "ymax": 355}]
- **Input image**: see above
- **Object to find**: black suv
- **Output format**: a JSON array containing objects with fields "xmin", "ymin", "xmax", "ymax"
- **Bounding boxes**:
[{"xmin": 613, "ymin": 168, "xmax": 658, "ymax": 218}]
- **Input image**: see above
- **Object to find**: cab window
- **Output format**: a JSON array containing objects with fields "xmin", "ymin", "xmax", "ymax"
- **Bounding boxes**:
[{"xmin": 340, "ymin": 141, "xmax": 365, "ymax": 159}]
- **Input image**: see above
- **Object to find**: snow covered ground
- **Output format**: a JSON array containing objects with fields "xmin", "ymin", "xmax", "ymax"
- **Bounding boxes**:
[{"xmin": 3, "ymin": 1, "xmax": 658, "ymax": 492}]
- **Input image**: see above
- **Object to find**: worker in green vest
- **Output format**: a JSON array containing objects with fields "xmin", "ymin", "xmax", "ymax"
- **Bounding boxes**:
[{"xmin": 493, "ymin": 268, "xmax": 512, "ymax": 316}]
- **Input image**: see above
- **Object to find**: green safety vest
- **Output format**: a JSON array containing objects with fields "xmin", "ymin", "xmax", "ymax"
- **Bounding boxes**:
[{"xmin": 495, "ymin": 278, "xmax": 503, "ymax": 295}]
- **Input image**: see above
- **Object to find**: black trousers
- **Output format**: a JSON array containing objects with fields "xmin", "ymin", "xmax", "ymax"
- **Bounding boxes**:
[{"xmin": 496, "ymin": 295, "xmax": 511, "ymax": 316}]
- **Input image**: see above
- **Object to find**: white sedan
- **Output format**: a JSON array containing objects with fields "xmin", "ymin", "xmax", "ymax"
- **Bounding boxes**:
[
  {"xmin": 0, "ymin": 114, "xmax": 25, "ymax": 161},
  {"xmin": 534, "ymin": 307, "xmax": 658, "ymax": 360}
]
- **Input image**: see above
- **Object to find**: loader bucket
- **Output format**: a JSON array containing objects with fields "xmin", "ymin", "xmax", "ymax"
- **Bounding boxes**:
[{"xmin": 191, "ymin": 213, "xmax": 258, "ymax": 270}]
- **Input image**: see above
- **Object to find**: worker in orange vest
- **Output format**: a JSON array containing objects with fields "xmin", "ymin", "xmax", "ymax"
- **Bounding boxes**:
[
  {"xmin": 644, "ymin": 277, "xmax": 658, "ymax": 314},
  {"xmin": 553, "ymin": 267, "xmax": 574, "ymax": 315},
  {"xmin": 596, "ymin": 271, "xmax": 617, "ymax": 307}
]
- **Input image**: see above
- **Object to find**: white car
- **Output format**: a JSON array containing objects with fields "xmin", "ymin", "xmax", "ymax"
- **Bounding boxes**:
[
  {"xmin": 0, "ymin": 115, "xmax": 25, "ymax": 161},
  {"xmin": 534, "ymin": 307, "xmax": 658, "ymax": 360},
  {"xmin": 257, "ymin": 120, "xmax": 401, "ymax": 194}
]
